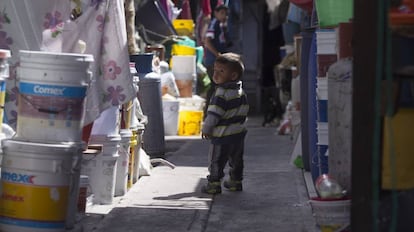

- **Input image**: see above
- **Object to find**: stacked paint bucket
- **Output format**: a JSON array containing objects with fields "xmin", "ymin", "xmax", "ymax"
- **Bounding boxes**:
[
  {"xmin": 0, "ymin": 50, "xmax": 93, "ymax": 232},
  {"xmin": 315, "ymin": 29, "xmax": 337, "ymax": 177},
  {"xmin": 0, "ymin": 49, "xmax": 10, "ymax": 168},
  {"xmin": 0, "ymin": 49, "xmax": 10, "ymax": 182},
  {"xmin": 0, "ymin": 49, "xmax": 10, "ymax": 124}
]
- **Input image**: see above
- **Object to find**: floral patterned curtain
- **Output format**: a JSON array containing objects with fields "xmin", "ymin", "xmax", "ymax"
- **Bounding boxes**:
[{"xmin": 0, "ymin": 0, "xmax": 136, "ymax": 129}]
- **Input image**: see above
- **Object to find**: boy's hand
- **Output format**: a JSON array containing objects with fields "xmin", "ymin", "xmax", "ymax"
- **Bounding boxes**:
[{"xmin": 202, "ymin": 133, "xmax": 211, "ymax": 140}]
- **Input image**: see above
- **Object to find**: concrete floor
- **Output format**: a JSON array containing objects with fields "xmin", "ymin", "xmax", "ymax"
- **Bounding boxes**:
[{"xmin": 69, "ymin": 116, "xmax": 319, "ymax": 232}]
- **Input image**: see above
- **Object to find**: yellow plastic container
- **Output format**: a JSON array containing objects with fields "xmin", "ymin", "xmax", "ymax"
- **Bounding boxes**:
[
  {"xmin": 171, "ymin": 44, "xmax": 196, "ymax": 56},
  {"xmin": 122, "ymin": 100, "xmax": 133, "ymax": 129},
  {"xmin": 127, "ymin": 133, "xmax": 137, "ymax": 189},
  {"xmin": 382, "ymin": 108, "xmax": 414, "ymax": 190},
  {"xmin": 320, "ymin": 225, "xmax": 343, "ymax": 232},
  {"xmin": 173, "ymin": 19, "xmax": 195, "ymax": 36},
  {"xmin": 178, "ymin": 110, "xmax": 203, "ymax": 136}
]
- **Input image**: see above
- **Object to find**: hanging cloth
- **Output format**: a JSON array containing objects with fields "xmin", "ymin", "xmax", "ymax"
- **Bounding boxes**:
[
  {"xmin": 179, "ymin": 0, "xmax": 192, "ymax": 19},
  {"xmin": 0, "ymin": 0, "xmax": 136, "ymax": 128}
]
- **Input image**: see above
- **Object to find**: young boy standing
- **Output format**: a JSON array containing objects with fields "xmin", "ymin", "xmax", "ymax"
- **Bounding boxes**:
[{"xmin": 201, "ymin": 52, "xmax": 249, "ymax": 194}]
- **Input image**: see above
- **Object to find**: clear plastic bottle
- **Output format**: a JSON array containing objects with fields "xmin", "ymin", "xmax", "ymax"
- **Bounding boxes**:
[{"xmin": 315, "ymin": 174, "xmax": 346, "ymax": 199}]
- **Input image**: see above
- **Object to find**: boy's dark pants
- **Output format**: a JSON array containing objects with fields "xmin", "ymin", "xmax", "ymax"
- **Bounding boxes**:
[{"xmin": 207, "ymin": 139, "xmax": 244, "ymax": 182}]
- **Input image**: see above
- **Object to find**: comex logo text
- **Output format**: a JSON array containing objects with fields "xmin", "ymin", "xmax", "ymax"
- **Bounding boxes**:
[
  {"xmin": 34, "ymin": 85, "xmax": 66, "ymax": 96},
  {"xmin": 1, "ymin": 171, "xmax": 35, "ymax": 184}
]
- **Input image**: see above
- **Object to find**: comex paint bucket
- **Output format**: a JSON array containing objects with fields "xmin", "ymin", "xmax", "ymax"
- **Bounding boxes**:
[
  {"xmin": 0, "ymin": 49, "xmax": 11, "ymax": 124},
  {"xmin": 0, "ymin": 49, "xmax": 11, "ymax": 123},
  {"xmin": 0, "ymin": 139, "xmax": 83, "ymax": 232},
  {"xmin": 16, "ymin": 50, "xmax": 93, "ymax": 143}
]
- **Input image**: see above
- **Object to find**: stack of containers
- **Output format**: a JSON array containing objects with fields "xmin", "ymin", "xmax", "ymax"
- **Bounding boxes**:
[
  {"xmin": 0, "ymin": 50, "xmax": 93, "ymax": 232},
  {"xmin": 316, "ymin": 29, "xmax": 337, "ymax": 155},
  {"xmin": 327, "ymin": 22, "xmax": 354, "ymax": 193},
  {"xmin": 313, "ymin": 0, "xmax": 353, "ymax": 181},
  {"xmin": 309, "ymin": 1, "xmax": 353, "ymax": 230},
  {"xmin": 0, "ymin": 49, "xmax": 11, "ymax": 169},
  {"xmin": 308, "ymin": 32, "xmax": 319, "ymax": 182},
  {"xmin": 84, "ymin": 103, "xmax": 122, "ymax": 206},
  {"xmin": 0, "ymin": 50, "xmax": 10, "ymax": 125},
  {"xmin": 313, "ymin": 0, "xmax": 352, "ymax": 181},
  {"xmin": 170, "ymin": 55, "xmax": 203, "ymax": 136}
]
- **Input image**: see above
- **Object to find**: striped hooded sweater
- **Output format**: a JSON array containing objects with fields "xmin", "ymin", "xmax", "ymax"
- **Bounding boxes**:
[{"xmin": 202, "ymin": 81, "xmax": 249, "ymax": 144}]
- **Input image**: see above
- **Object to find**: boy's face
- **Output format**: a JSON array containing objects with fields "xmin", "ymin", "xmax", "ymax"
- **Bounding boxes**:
[
  {"xmin": 213, "ymin": 62, "xmax": 237, "ymax": 84},
  {"xmin": 215, "ymin": 9, "xmax": 227, "ymax": 22}
]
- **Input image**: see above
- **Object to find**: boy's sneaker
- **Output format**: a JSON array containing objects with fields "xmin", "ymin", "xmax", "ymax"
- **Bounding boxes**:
[
  {"xmin": 223, "ymin": 180, "xmax": 243, "ymax": 191},
  {"xmin": 201, "ymin": 181, "xmax": 222, "ymax": 194}
]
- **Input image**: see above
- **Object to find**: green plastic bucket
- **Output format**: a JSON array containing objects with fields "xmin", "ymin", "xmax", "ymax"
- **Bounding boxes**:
[{"xmin": 315, "ymin": 0, "xmax": 353, "ymax": 28}]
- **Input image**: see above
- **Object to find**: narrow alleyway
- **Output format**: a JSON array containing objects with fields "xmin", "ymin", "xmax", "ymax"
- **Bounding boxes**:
[{"xmin": 74, "ymin": 116, "xmax": 318, "ymax": 232}]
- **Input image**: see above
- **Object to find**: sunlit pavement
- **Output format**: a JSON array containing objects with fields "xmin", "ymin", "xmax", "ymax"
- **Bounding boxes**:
[{"xmin": 70, "ymin": 115, "xmax": 318, "ymax": 232}]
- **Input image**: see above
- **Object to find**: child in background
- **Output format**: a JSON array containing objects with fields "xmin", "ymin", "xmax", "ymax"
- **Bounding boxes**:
[
  {"xmin": 202, "ymin": 4, "xmax": 232, "ymax": 118},
  {"xmin": 201, "ymin": 52, "xmax": 249, "ymax": 194}
]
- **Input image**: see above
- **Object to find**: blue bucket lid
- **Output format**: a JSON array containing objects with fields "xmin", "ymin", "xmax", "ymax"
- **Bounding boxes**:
[{"xmin": 130, "ymin": 53, "xmax": 153, "ymax": 74}]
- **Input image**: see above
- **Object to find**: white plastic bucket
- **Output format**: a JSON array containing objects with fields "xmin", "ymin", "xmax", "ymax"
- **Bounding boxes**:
[
  {"xmin": 88, "ymin": 134, "xmax": 121, "ymax": 156},
  {"xmin": 317, "ymin": 77, "xmax": 328, "ymax": 100},
  {"xmin": 171, "ymin": 55, "xmax": 196, "ymax": 80},
  {"xmin": 177, "ymin": 96, "xmax": 206, "ymax": 111},
  {"xmin": 81, "ymin": 151, "xmax": 118, "ymax": 205},
  {"xmin": 162, "ymin": 100, "xmax": 180, "ymax": 135},
  {"xmin": 317, "ymin": 122, "xmax": 329, "ymax": 145},
  {"xmin": 171, "ymin": 55, "xmax": 196, "ymax": 98},
  {"xmin": 115, "ymin": 129, "xmax": 132, "ymax": 196},
  {"xmin": 16, "ymin": 50, "xmax": 93, "ymax": 143},
  {"xmin": 0, "ymin": 139, "xmax": 82, "ymax": 232},
  {"xmin": 316, "ymin": 30, "xmax": 337, "ymax": 55}
]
